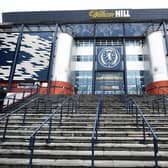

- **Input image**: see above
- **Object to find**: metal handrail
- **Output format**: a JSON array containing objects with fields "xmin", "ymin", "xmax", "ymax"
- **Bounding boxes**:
[
  {"xmin": 0, "ymin": 87, "xmax": 39, "ymax": 110},
  {"xmin": 28, "ymin": 95, "xmax": 79, "ymax": 168},
  {"xmin": 151, "ymin": 95, "xmax": 167, "ymax": 115},
  {"xmin": 143, "ymin": 95, "xmax": 167, "ymax": 115},
  {"xmin": 127, "ymin": 98, "xmax": 158, "ymax": 168},
  {"xmin": 0, "ymin": 96, "xmax": 39, "ymax": 142},
  {"xmin": 91, "ymin": 95, "xmax": 103, "ymax": 168}
]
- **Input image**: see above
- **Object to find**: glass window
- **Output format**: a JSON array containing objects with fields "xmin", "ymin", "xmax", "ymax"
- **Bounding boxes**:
[
  {"xmin": 72, "ymin": 55, "xmax": 93, "ymax": 62},
  {"xmin": 127, "ymin": 70, "xmax": 144, "ymax": 94},
  {"xmin": 126, "ymin": 55, "xmax": 144, "ymax": 61},
  {"xmin": 72, "ymin": 70, "xmax": 93, "ymax": 94},
  {"xmin": 14, "ymin": 32, "xmax": 53, "ymax": 81},
  {"xmin": 96, "ymin": 39, "xmax": 123, "ymax": 46},
  {"xmin": 0, "ymin": 33, "xmax": 19, "ymax": 80},
  {"xmin": 125, "ymin": 39, "xmax": 143, "ymax": 46},
  {"xmin": 96, "ymin": 24, "xmax": 123, "ymax": 37},
  {"xmin": 75, "ymin": 40, "xmax": 94, "ymax": 47}
]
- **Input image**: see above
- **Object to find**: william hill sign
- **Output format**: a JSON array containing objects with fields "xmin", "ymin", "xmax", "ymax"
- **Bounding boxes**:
[{"xmin": 89, "ymin": 10, "xmax": 130, "ymax": 19}]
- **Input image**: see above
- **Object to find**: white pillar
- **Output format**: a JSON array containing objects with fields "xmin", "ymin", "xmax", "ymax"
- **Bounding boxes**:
[
  {"xmin": 147, "ymin": 31, "xmax": 168, "ymax": 82},
  {"xmin": 51, "ymin": 32, "xmax": 73, "ymax": 82}
]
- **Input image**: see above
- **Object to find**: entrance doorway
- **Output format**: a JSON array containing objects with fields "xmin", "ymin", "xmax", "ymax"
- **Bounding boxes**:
[{"xmin": 95, "ymin": 72, "xmax": 124, "ymax": 94}]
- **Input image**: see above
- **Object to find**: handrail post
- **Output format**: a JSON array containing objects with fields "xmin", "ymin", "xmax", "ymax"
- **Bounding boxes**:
[
  {"xmin": 162, "ymin": 96, "xmax": 166, "ymax": 115},
  {"xmin": 142, "ymin": 118, "xmax": 146, "ymax": 143},
  {"xmin": 67, "ymin": 99, "xmax": 70, "ymax": 114},
  {"xmin": 7, "ymin": 99, "xmax": 9, "ymax": 108},
  {"xmin": 29, "ymin": 136, "xmax": 35, "ymax": 168},
  {"xmin": 153, "ymin": 137, "xmax": 158, "ymax": 168},
  {"xmin": 128, "ymin": 102, "xmax": 130, "ymax": 114},
  {"xmin": 135, "ymin": 106, "xmax": 139, "ymax": 128},
  {"xmin": 44, "ymin": 102, "xmax": 46, "ymax": 113},
  {"xmin": 59, "ymin": 105, "xmax": 63, "ymax": 126},
  {"xmin": 13, "ymin": 94, "xmax": 16, "ymax": 104},
  {"xmin": 47, "ymin": 116, "xmax": 53, "ymax": 143},
  {"xmin": 2, "ymin": 116, "xmax": 9, "ymax": 142},
  {"xmin": 22, "ymin": 90, "xmax": 25, "ymax": 100},
  {"xmin": 127, "ymin": 102, "xmax": 129, "ymax": 114},
  {"xmin": 91, "ymin": 137, "xmax": 95, "ymax": 168},
  {"xmin": 75, "ymin": 100, "xmax": 78, "ymax": 113},
  {"xmin": 152, "ymin": 100, "xmax": 154, "ymax": 113},
  {"xmin": 95, "ymin": 124, "xmax": 98, "ymax": 143},
  {"xmin": 131, "ymin": 102, "xmax": 134, "ymax": 115},
  {"xmin": 157, "ymin": 101, "xmax": 159, "ymax": 114},
  {"xmin": 36, "ymin": 99, "xmax": 40, "ymax": 112},
  {"xmin": 22, "ymin": 107, "xmax": 28, "ymax": 125},
  {"xmin": 71, "ymin": 101, "xmax": 74, "ymax": 115},
  {"xmin": 78, "ymin": 95, "xmax": 80, "ymax": 108}
]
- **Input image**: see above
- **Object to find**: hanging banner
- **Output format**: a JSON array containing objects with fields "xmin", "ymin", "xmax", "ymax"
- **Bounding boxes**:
[{"xmin": 96, "ymin": 47, "xmax": 123, "ymax": 71}]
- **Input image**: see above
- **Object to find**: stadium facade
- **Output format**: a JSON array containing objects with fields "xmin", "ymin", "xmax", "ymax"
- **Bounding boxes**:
[{"xmin": 0, "ymin": 9, "xmax": 168, "ymax": 95}]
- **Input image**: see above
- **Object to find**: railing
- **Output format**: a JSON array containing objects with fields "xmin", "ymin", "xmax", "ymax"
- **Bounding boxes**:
[
  {"xmin": 0, "ymin": 96, "xmax": 39, "ymax": 142},
  {"xmin": 28, "ymin": 95, "xmax": 79, "ymax": 168},
  {"xmin": 91, "ymin": 95, "xmax": 103, "ymax": 168},
  {"xmin": 151, "ymin": 95, "xmax": 167, "ymax": 115},
  {"xmin": 142, "ymin": 94, "xmax": 167, "ymax": 115},
  {"xmin": 0, "ymin": 86, "xmax": 39, "ymax": 111},
  {"xmin": 127, "ymin": 98, "xmax": 158, "ymax": 168}
]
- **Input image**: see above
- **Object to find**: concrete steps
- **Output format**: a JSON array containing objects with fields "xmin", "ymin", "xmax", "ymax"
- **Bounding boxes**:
[{"xmin": 0, "ymin": 95, "xmax": 168, "ymax": 167}]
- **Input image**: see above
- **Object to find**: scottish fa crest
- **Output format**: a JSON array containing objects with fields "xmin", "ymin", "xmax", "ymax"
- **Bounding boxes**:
[{"xmin": 98, "ymin": 47, "xmax": 121, "ymax": 69}]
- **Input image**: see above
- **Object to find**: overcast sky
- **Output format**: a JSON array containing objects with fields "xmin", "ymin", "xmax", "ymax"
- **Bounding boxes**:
[{"xmin": 0, "ymin": 0, "xmax": 168, "ymax": 22}]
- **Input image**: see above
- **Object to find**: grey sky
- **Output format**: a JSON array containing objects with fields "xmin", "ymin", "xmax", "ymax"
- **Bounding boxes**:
[{"xmin": 0, "ymin": 0, "xmax": 168, "ymax": 22}]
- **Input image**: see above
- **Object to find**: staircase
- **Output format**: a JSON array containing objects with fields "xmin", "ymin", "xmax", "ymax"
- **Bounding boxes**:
[{"xmin": 0, "ymin": 95, "xmax": 168, "ymax": 167}]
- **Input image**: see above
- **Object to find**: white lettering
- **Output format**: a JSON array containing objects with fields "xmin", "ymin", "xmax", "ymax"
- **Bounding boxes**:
[
  {"xmin": 124, "ymin": 10, "xmax": 130, "ymax": 17},
  {"xmin": 115, "ymin": 10, "xmax": 130, "ymax": 18},
  {"xmin": 115, "ymin": 10, "xmax": 121, "ymax": 17}
]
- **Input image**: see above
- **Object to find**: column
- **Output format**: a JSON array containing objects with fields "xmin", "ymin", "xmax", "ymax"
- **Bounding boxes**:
[
  {"xmin": 50, "ymin": 32, "xmax": 73, "ymax": 94},
  {"xmin": 146, "ymin": 31, "xmax": 168, "ymax": 94}
]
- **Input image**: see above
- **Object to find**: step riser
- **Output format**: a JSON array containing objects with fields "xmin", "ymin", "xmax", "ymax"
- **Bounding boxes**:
[{"xmin": 0, "ymin": 153, "xmax": 164, "ymax": 161}]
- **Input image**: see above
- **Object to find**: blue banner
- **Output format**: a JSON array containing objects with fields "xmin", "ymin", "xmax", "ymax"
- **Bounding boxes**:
[{"xmin": 96, "ymin": 47, "xmax": 123, "ymax": 71}]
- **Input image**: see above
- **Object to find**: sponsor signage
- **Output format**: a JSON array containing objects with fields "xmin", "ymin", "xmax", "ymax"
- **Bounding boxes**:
[
  {"xmin": 89, "ymin": 9, "xmax": 130, "ymax": 19},
  {"xmin": 96, "ymin": 47, "xmax": 123, "ymax": 71}
]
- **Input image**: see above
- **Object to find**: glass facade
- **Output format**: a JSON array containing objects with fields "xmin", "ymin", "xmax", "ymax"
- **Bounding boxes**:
[
  {"xmin": 72, "ymin": 38, "xmax": 145, "ymax": 94},
  {"xmin": 71, "ymin": 39, "xmax": 93, "ymax": 94}
]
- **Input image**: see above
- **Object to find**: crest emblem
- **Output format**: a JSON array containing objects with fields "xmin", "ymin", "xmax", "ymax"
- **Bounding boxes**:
[{"xmin": 98, "ymin": 47, "xmax": 120, "ymax": 68}]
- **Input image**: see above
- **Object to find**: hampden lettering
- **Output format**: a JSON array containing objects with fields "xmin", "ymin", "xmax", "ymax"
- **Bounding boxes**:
[{"xmin": 89, "ymin": 10, "xmax": 130, "ymax": 19}]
